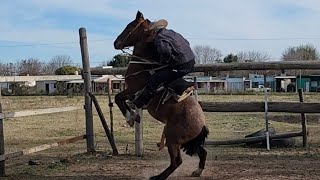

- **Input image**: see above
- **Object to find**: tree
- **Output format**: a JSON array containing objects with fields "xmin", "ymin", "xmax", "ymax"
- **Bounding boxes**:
[
  {"xmin": 55, "ymin": 65, "xmax": 80, "ymax": 75},
  {"xmin": 282, "ymin": 44, "xmax": 320, "ymax": 61},
  {"xmin": 0, "ymin": 62, "xmax": 17, "ymax": 76},
  {"xmin": 43, "ymin": 55, "xmax": 73, "ymax": 75},
  {"xmin": 17, "ymin": 58, "xmax": 43, "ymax": 75},
  {"xmin": 107, "ymin": 54, "xmax": 129, "ymax": 67},
  {"xmin": 237, "ymin": 51, "xmax": 270, "ymax": 62},
  {"xmin": 193, "ymin": 45, "xmax": 223, "ymax": 64},
  {"xmin": 223, "ymin": 54, "xmax": 238, "ymax": 63}
]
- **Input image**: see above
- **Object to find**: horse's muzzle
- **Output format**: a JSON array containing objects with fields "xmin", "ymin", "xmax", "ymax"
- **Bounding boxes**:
[{"xmin": 114, "ymin": 40, "xmax": 123, "ymax": 50}]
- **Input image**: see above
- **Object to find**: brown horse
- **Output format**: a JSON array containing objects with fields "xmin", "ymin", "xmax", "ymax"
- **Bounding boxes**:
[{"xmin": 114, "ymin": 11, "xmax": 209, "ymax": 180}]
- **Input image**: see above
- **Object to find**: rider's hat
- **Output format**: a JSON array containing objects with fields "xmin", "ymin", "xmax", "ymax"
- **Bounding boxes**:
[{"xmin": 149, "ymin": 19, "xmax": 168, "ymax": 31}]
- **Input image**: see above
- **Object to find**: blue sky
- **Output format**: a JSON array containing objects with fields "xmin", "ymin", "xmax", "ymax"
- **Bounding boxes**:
[{"xmin": 1, "ymin": 0, "xmax": 320, "ymax": 66}]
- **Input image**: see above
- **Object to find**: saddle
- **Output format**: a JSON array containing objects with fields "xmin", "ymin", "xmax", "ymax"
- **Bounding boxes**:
[
  {"xmin": 163, "ymin": 78, "xmax": 194, "ymax": 103},
  {"xmin": 129, "ymin": 78, "xmax": 194, "ymax": 108}
]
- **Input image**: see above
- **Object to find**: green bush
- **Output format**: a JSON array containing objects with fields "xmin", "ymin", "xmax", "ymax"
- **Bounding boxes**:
[{"xmin": 55, "ymin": 66, "xmax": 79, "ymax": 75}]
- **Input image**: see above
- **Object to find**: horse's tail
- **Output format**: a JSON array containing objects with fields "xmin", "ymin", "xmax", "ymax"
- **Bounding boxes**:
[{"xmin": 181, "ymin": 126, "xmax": 209, "ymax": 156}]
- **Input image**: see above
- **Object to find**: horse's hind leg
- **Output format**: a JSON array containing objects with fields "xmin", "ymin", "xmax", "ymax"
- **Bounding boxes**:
[
  {"xmin": 157, "ymin": 125, "xmax": 166, "ymax": 150},
  {"xmin": 191, "ymin": 146, "xmax": 207, "ymax": 177},
  {"xmin": 150, "ymin": 144, "xmax": 182, "ymax": 180}
]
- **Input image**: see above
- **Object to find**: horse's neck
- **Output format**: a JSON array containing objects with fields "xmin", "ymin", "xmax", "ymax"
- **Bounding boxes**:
[
  {"xmin": 125, "ymin": 62, "xmax": 151, "ymax": 93},
  {"xmin": 125, "ymin": 42, "xmax": 159, "ymax": 92},
  {"xmin": 133, "ymin": 42, "xmax": 157, "ymax": 59}
]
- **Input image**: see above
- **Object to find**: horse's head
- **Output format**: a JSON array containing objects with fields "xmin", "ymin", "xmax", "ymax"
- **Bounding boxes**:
[{"xmin": 114, "ymin": 11, "xmax": 151, "ymax": 50}]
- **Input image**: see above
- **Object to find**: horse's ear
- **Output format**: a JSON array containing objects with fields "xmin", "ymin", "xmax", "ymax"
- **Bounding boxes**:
[{"xmin": 136, "ymin": 11, "xmax": 144, "ymax": 20}]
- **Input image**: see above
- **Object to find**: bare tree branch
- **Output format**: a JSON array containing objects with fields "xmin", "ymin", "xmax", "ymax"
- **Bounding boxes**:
[
  {"xmin": 17, "ymin": 58, "xmax": 43, "ymax": 75},
  {"xmin": 282, "ymin": 44, "xmax": 320, "ymax": 61},
  {"xmin": 193, "ymin": 45, "xmax": 222, "ymax": 64},
  {"xmin": 43, "ymin": 55, "xmax": 73, "ymax": 75},
  {"xmin": 237, "ymin": 51, "xmax": 270, "ymax": 62}
]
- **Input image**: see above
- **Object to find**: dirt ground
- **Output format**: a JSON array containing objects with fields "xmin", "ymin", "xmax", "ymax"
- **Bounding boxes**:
[{"xmin": 3, "ymin": 144, "xmax": 320, "ymax": 180}]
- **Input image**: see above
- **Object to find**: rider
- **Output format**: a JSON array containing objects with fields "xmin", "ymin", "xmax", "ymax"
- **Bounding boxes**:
[{"xmin": 133, "ymin": 19, "xmax": 196, "ymax": 108}]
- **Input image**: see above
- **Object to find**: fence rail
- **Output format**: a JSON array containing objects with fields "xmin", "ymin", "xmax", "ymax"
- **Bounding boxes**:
[
  {"xmin": 0, "ymin": 106, "xmax": 82, "ymax": 119},
  {"xmin": 207, "ymin": 132, "xmax": 303, "ymax": 145},
  {"xmin": 90, "ymin": 60, "xmax": 320, "ymax": 75},
  {"xmin": 0, "ymin": 104, "xmax": 85, "ymax": 176},
  {"xmin": 200, "ymin": 101, "xmax": 320, "ymax": 113},
  {"xmin": 5, "ymin": 135, "xmax": 86, "ymax": 160}
]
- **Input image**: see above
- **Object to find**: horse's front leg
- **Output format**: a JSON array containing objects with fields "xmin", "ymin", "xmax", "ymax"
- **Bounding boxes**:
[{"xmin": 115, "ymin": 89, "xmax": 140, "ymax": 127}]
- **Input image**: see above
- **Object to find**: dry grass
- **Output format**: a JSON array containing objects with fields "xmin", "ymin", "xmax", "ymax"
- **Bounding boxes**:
[{"xmin": 1, "ymin": 93, "xmax": 320, "ymax": 179}]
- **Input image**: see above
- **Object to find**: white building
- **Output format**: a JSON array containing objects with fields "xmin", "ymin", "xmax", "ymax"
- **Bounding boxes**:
[{"xmin": 0, "ymin": 75, "xmax": 82, "ymax": 94}]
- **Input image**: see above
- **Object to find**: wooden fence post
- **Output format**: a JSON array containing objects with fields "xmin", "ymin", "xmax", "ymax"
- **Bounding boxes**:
[
  {"xmin": 107, "ymin": 79, "xmax": 114, "ymax": 138},
  {"xmin": 193, "ymin": 77, "xmax": 198, "ymax": 101},
  {"xmin": 89, "ymin": 93, "xmax": 118, "ymax": 155},
  {"xmin": 298, "ymin": 89, "xmax": 308, "ymax": 148},
  {"xmin": 135, "ymin": 108, "xmax": 143, "ymax": 156},
  {"xmin": 0, "ymin": 102, "xmax": 5, "ymax": 176},
  {"xmin": 79, "ymin": 27, "xmax": 95, "ymax": 153},
  {"xmin": 264, "ymin": 88, "xmax": 270, "ymax": 151}
]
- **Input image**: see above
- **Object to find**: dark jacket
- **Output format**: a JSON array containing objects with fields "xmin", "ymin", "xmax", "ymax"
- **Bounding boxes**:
[{"xmin": 154, "ymin": 29, "xmax": 195, "ymax": 67}]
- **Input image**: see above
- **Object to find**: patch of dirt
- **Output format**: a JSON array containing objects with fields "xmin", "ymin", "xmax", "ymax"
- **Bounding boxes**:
[{"xmin": 3, "ymin": 148, "xmax": 320, "ymax": 180}]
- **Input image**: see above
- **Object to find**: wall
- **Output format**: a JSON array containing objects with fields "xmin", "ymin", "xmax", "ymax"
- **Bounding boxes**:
[
  {"xmin": 36, "ymin": 80, "xmax": 57, "ymax": 94},
  {"xmin": 226, "ymin": 77, "xmax": 245, "ymax": 92}
]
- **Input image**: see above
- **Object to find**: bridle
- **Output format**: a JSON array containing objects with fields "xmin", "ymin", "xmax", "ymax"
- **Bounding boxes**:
[
  {"xmin": 121, "ymin": 19, "xmax": 146, "ymax": 45},
  {"xmin": 119, "ymin": 19, "xmax": 169, "ymax": 78},
  {"xmin": 119, "ymin": 19, "xmax": 161, "ymax": 64}
]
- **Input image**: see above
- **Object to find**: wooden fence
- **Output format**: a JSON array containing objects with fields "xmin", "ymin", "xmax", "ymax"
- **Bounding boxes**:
[
  {"xmin": 199, "ymin": 90, "xmax": 314, "ymax": 146},
  {"xmin": 90, "ymin": 60, "xmax": 320, "ymax": 151},
  {"xmin": 0, "ymin": 105, "xmax": 85, "ymax": 176}
]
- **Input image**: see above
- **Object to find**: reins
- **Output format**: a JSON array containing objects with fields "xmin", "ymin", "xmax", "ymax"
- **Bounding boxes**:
[{"xmin": 120, "ymin": 49, "xmax": 168, "ymax": 78}]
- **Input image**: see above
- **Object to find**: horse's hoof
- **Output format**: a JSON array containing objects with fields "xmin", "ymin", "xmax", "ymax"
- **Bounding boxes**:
[
  {"xmin": 191, "ymin": 168, "xmax": 203, "ymax": 177},
  {"xmin": 149, "ymin": 175, "xmax": 159, "ymax": 180},
  {"xmin": 125, "ymin": 111, "xmax": 134, "ymax": 127},
  {"xmin": 157, "ymin": 142, "xmax": 165, "ymax": 150},
  {"xmin": 127, "ymin": 119, "xmax": 134, "ymax": 127},
  {"xmin": 134, "ymin": 114, "xmax": 141, "ymax": 123},
  {"xmin": 126, "ymin": 111, "xmax": 141, "ymax": 127}
]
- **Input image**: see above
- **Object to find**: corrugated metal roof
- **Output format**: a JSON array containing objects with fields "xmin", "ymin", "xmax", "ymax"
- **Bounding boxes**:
[
  {"xmin": 93, "ymin": 75, "xmax": 124, "ymax": 82},
  {"xmin": 274, "ymin": 76, "xmax": 296, "ymax": 79},
  {"xmin": 66, "ymin": 79, "xmax": 84, "ymax": 84}
]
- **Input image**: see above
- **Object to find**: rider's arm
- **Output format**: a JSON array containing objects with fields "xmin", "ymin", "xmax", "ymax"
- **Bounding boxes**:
[{"xmin": 155, "ymin": 39, "xmax": 172, "ymax": 64}]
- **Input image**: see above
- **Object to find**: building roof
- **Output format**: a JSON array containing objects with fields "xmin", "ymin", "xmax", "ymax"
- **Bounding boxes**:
[
  {"xmin": 274, "ymin": 76, "xmax": 296, "ymax": 79},
  {"xmin": 93, "ymin": 75, "xmax": 124, "ymax": 83},
  {"xmin": 66, "ymin": 79, "xmax": 84, "ymax": 84},
  {"xmin": 65, "ymin": 75, "xmax": 124, "ymax": 84}
]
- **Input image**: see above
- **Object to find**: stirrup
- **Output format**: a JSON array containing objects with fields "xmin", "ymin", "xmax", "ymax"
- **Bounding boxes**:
[{"xmin": 128, "ymin": 89, "xmax": 144, "ymax": 102}]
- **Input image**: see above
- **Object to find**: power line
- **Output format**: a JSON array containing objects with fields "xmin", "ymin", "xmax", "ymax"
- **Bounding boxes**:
[
  {"xmin": 1, "ymin": 37, "xmax": 320, "ymax": 48},
  {"xmin": 0, "ymin": 38, "xmax": 113, "ymax": 48},
  {"xmin": 187, "ymin": 37, "xmax": 320, "ymax": 41}
]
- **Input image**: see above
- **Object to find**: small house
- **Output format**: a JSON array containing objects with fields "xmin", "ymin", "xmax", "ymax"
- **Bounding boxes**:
[
  {"xmin": 186, "ymin": 76, "xmax": 226, "ymax": 93},
  {"xmin": 226, "ymin": 77, "xmax": 248, "ymax": 92},
  {"xmin": 274, "ymin": 75, "xmax": 296, "ymax": 92},
  {"xmin": 296, "ymin": 75, "xmax": 320, "ymax": 92},
  {"xmin": 248, "ymin": 74, "xmax": 275, "ymax": 91}
]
